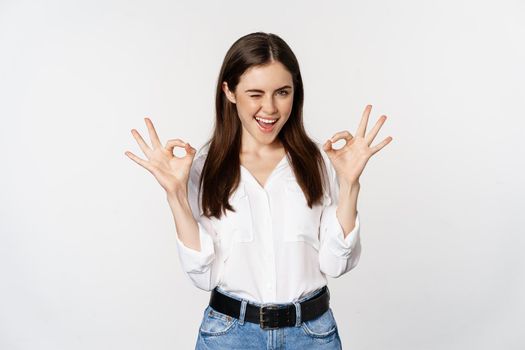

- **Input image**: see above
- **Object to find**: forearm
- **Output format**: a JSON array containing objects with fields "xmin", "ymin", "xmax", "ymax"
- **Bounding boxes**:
[
  {"xmin": 167, "ymin": 188, "xmax": 201, "ymax": 251},
  {"xmin": 336, "ymin": 179, "xmax": 361, "ymax": 238}
]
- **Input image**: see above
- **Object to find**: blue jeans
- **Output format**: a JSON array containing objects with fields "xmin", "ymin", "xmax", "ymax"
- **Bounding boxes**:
[{"xmin": 195, "ymin": 286, "xmax": 342, "ymax": 349}]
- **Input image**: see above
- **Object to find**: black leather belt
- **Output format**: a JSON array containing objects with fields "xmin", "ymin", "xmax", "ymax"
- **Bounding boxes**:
[{"xmin": 209, "ymin": 286, "xmax": 330, "ymax": 330}]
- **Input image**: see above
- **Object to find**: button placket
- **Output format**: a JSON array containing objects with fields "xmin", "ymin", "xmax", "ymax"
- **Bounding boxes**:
[{"xmin": 262, "ymin": 190, "xmax": 276, "ymax": 298}]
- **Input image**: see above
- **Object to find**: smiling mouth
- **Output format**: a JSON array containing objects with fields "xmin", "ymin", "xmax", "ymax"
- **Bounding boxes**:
[{"xmin": 254, "ymin": 116, "xmax": 278, "ymax": 131}]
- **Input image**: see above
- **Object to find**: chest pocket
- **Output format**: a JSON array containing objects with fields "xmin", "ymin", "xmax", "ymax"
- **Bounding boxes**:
[
  {"xmin": 212, "ymin": 183, "xmax": 254, "ymax": 243},
  {"xmin": 283, "ymin": 179, "xmax": 328, "ymax": 251}
]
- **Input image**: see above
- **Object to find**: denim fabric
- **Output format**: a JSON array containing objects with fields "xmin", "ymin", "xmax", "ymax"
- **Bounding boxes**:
[{"xmin": 195, "ymin": 287, "xmax": 342, "ymax": 349}]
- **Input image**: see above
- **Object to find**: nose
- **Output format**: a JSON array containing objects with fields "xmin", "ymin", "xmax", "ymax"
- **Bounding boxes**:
[{"xmin": 261, "ymin": 94, "xmax": 277, "ymax": 115}]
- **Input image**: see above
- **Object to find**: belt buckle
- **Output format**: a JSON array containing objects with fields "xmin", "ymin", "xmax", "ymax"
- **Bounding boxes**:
[{"xmin": 259, "ymin": 304, "xmax": 281, "ymax": 330}]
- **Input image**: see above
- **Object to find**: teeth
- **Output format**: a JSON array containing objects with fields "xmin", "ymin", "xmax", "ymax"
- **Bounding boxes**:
[{"xmin": 255, "ymin": 117, "xmax": 277, "ymax": 124}]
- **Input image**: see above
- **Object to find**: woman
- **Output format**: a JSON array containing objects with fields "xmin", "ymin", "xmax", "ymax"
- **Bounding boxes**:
[{"xmin": 125, "ymin": 32, "xmax": 392, "ymax": 349}]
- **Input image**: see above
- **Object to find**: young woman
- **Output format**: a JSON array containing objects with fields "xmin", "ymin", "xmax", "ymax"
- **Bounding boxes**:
[{"xmin": 125, "ymin": 32, "xmax": 392, "ymax": 349}]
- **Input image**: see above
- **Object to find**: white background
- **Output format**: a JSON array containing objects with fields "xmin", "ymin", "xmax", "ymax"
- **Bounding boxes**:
[{"xmin": 1, "ymin": 0, "xmax": 524, "ymax": 349}]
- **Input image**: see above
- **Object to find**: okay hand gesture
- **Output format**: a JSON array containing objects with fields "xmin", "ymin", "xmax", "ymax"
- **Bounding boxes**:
[
  {"xmin": 125, "ymin": 117, "xmax": 196, "ymax": 195},
  {"xmin": 323, "ymin": 105, "xmax": 393, "ymax": 186}
]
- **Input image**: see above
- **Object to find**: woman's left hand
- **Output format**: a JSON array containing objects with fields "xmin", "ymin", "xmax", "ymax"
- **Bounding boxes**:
[{"xmin": 323, "ymin": 104, "xmax": 393, "ymax": 186}]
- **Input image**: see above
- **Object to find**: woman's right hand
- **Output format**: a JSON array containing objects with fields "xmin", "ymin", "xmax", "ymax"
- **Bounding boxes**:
[{"xmin": 125, "ymin": 117, "xmax": 196, "ymax": 196}]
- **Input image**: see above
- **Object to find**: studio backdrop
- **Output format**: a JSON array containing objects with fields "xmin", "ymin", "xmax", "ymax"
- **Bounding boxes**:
[{"xmin": 1, "ymin": 0, "xmax": 524, "ymax": 349}]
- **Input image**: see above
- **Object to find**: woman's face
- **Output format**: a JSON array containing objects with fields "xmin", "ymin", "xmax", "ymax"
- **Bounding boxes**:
[{"xmin": 222, "ymin": 60, "xmax": 294, "ymax": 148}]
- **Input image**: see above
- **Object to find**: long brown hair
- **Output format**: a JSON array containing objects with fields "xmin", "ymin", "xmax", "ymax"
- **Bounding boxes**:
[{"xmin": 199, "ymin": 32, "xmax": 329, "ymax": 219}]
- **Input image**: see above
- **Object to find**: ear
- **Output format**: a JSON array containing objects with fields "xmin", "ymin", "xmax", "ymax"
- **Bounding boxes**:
[{"xmin": 222, "ymin": 82, "xmax": 237, "ymax": 104}]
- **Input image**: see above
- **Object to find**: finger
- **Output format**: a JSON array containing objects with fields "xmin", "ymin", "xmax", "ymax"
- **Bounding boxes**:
[
  {"xmin": 323, "ymin": 138, "xmax": 346, "ymax": 160},
  {"xmin": 365, "ymin": 115, "xmax": 388, "ymax": 146},
  {"xmin": 322, "ymin": 140, "xmax": 340, "ymax": 164},
  {"xmin": 370, "ymin": 136, "xmax": 393, "ymax": 156},
  {"xmin": 329, "ymin": 130, "xmax": 353, "ymax": 144},
  {"xmin": 131, "ymin": 129, "xmax": 152, "ymax": 157},
  {"xmin": 185, "ymin": 142, "xmax": 197, "ymax": 157},
  {"xmin": 125, "ymin": 151, "xmax": 154, "ymax": 173},
  {"xmin": 165, "ymin": 139, "xmax": 196, "ymax": 158},
  {"xmin": 165, "ymin": 139, "xmax": 185, "ymax": 154},
  {"xmin": 356, "ymin": 104, "xmax": 372, "ymax": 138},
  {"xmin": 323, "ymin": 139, "xmax": 336, "ymax": 156},
  {"xmin": 144, "ymin": 117, "xmax": 162, "ymax": 149}
]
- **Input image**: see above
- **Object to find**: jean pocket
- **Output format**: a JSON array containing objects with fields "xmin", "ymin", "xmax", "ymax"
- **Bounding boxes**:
[
  {"xmin": 301, "ymin": 308, "xmax": 338, "ymax": 338},
  {"xmin": 283, "ymin": 180, "xmax": 323, "ymax": 250},
  {"xmin": 199, "ymin": 305, "xmax": 238, "ymax": 336},
  {"xmin": 215, "ymin": 184, "xmax": 254, "ymax": 243}
]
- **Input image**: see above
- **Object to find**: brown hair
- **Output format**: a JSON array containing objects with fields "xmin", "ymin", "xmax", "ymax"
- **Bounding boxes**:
[{"xmin": 199, "ymin": 31, "xmax": 329, "ymax": 219}]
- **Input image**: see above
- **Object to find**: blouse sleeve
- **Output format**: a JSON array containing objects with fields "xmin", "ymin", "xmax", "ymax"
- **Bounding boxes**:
[
  {"xmin": 174, "ymin": 153, "xmax": 222, "ymax": 291},
  {"xmin": 318, "ymin": 147, "xmax": 362, "ymax": 278}
]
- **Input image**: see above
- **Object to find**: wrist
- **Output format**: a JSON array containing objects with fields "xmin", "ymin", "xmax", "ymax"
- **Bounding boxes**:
[
  {"xmin": 339, "ymin": 179, "xmax": 360, "ymax": 193},
  {"xmin": 166, "ymin": 186, "xmax": 188, "ymax": 204}
]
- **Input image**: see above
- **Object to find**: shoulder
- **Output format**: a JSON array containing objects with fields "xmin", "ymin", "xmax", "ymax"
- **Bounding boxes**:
[
  {"xmin": 314, "ymin": 141, "xmax": 328, "ymax": 161},
  {"xmin": 195, "ymin": 142, "xmax": 210, "ymax": 160},
  {"xmin": 189, "ymin": 143, "xmax": 209, "ymax": 186},
  {"xmin": 313, "ymin": 140, "xmax": 336, "ymax": 205},
  {"xmin": 313, "ymin": 141, "xmax": 333, "ymax": 176}
]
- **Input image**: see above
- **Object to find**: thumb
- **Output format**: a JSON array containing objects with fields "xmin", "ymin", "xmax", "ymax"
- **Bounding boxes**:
[
  {"xmin": 184, "ymin": 143, "xmax": 197, "ymax": 163},
  {"xmin": 184, "ymin": 142, "xmax": 197, "ymax": 159},
  {"xmin": 323, "ymin": 139, "xmax": 336, "ymax": 158}
]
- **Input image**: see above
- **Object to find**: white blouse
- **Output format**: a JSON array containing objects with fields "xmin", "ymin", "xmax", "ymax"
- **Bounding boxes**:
[{"xmin": 175, "ymin": 142, "xmax": 361, "ymax": 304}]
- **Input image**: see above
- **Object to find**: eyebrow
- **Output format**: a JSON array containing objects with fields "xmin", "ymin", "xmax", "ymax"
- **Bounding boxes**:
[{"xmin": 244, "ymin": 85, "xmax": 292, "ymax": 93}]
